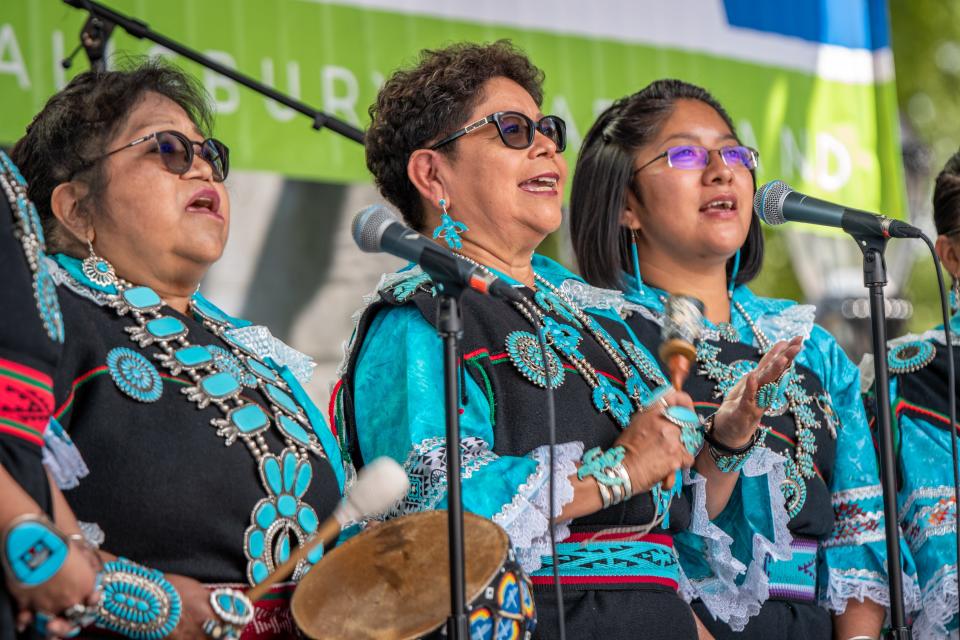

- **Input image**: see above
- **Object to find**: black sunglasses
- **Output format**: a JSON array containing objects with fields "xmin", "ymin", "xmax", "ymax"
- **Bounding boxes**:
[
  {"xmin": 70, "ymin": 130, "xmax": 230, "ymax": 182},
  {"xmin": 430, "ymin": 111, "xmax": 566, "ymax": 152}
]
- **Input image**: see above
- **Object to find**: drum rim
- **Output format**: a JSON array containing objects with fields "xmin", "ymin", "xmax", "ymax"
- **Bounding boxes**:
[{"xmin": 291, "ymin": 509, "xmax": 510, "ymax": 640}]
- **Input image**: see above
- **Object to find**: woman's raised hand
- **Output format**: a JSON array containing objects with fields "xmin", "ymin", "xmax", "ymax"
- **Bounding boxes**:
[
  {"xmin": 615, "ymin": 389, "xmax": 698, "ymax": 492},
  {"xmin": 710, "ymin": 336, "xmax": 803, "ymax": 449}
]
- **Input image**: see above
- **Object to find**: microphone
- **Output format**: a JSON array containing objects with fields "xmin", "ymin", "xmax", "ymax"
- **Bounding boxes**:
[
  {"xmin": 754, "ymin": 180, "xmax": 922, "ymax": 239},
  {"xmin": 246, "ymin": 456, "xmax": 410, "ymax": 601},
  {"xmin": 352, "ymin": 204, "xmax": 524, "ymax": 302}
]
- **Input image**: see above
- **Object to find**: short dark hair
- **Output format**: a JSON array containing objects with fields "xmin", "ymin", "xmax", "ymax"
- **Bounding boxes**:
[
  {"xmin": 570, "ymin": 78, "xmax": 763, "ymax": 290},
  {"xmin": 365, "ymin": 40, "xmax": 545, "ymax": 231},
  {"xmin": 934, "ymin": 148, "xmax": 960, "ymax": 237},
  {"xmin": 11, "ymin": 58, "xmax": 214, "ymax": 251}
]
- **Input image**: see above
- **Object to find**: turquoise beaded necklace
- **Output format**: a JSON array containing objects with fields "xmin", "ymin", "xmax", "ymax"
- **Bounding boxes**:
[{"xmin": 700, "ymin": 299, "xmax": 836, "ymax": 518}]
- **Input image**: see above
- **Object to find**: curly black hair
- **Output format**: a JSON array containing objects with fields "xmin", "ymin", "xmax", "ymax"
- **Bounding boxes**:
[
  {"xmin": 365, "ymin": 40, "xmax": 544, "ymax": 230},
  {"xmin": 12, "ymin": 58, "xmax": 213, "ymax": 251}
]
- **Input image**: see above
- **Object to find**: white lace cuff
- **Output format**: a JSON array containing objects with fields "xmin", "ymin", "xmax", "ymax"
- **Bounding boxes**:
[
  {"xmin": 683, "ymin": 447, "xmax": 793, "ymax": 631},
  {"xmin": 823, "ymin": 567, "xmax": 921, "ymax": 615},
  {"xmin": 913, "ymin": 564, "xmax": 958, "ymax": 640},
  {"xmin": 493, "ymin": 442, "xmax": 582, "ymax": 574}
]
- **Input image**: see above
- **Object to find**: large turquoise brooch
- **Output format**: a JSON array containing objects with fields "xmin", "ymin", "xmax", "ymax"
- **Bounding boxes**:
[
  {"xmin": 106, "ymin": 347, "xmax": 163, "ymax": 403},
  {"xmin": 887, "ymin": 340, "xmax": 935, "ymax": 375},
  {"xmin": 505, "ymin": 331, "xmax": 564, "ymax": 388}
]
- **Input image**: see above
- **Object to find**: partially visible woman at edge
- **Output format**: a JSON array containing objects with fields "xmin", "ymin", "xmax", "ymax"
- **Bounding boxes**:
[
  {"xmin": 12, "ymin": 61, "xmax": 347, "ymax": 639},
  {"xmin": 569, "ymin": 79, "xmax": 911, "ymax": 639},
  {"xmin": 0, "ymin": 151, "xmax": 101, "ymax": 639},
  {"xmin": 334, "ymin": 41, "xmax": 799, "ymax": 639},
  {"xmin": 863, "ymin": 148, "xmax": 960, "ymax": 639}
]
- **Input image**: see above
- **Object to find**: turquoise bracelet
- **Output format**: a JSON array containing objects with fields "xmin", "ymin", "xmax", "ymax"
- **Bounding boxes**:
[
  {"xmin": 1, "ymin": 514, "xmax": 69, "ymax": 587},
  {"xmin": 96, "ymin": 557, "xmax": 182, "ymax": 640}
]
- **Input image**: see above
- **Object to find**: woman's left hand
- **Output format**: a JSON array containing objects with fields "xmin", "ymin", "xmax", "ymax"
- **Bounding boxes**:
[{"xmin": 710, "ymin": 336, "xmax": 803, "ymax": 449}]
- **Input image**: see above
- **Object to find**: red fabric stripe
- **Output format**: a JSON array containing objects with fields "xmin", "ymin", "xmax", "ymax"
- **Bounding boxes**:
[
  {"xmin": 327, "ymin": 379, "xmax": 343, "ymax": 436},
  {"xmin": 561, "ymin": 532, "xmax": 674, "ymax": 547},
  {"xmin": 54, "ymin": 366, "xmax": 108, "ymax": 418},
  {"xmin": 0, "ymin": 357, "xmax": 53, "ymax": 389},
  {"xmin": 462, "ymin": 348, "xmax": 490, "ymax": 360},
  {"xmin": 0, "ymin": 422, "xmax": 44, "ymax": 447},
  {"xmin": 0, "ymin": 361, "xmax": 54, "ymax": 444},
  {"xmin": 530, "ymin": 574, "xmax": 679, "ymax": 589}
]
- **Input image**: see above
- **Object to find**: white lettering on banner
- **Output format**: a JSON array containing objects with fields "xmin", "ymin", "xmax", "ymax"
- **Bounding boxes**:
[
  {"xmin": 370, "ymin": 70, "xmax": 385, "ymax": 91},
  {"xmin": 146, "ymin": 44, "xmax": 177, "ymax": 60},
  {"xmin": 779, "ymin": 126, "xmax": 853, "ymax": 192},
  {"xmin": 815, "ymin": 132, "xmax": 852, "ymax": 192},
  {"xmin": 547, "ymin": 95, "xmax": 580, "ymax": 152},
  {"xmin": 51, "ymin": 30, "xmax": 65, "ymax": 90},
  {"xmin": 592, "ymin": 98, "xmax": 614, "ymax": 118},
  {"xmin": 780, "ymin": 126, "xmax": 814, "ymax": 184},
  {"xmin": 204, "ymin": 51, "xmax": 240, "ymax": 115},
  {"xmin": 736, "ymin": 119, "xmax": 759, "ymax": 151},
  {"xmin": 321, "ymin": 65, "xmax": 360, "ymax": 126},
  {"xmin": 0, "ymin": 24, "xmax": 30, "ymax": 89},
  {"xmin": 261, "ymin": 58, "xmax": 299, "ymax": 122}
]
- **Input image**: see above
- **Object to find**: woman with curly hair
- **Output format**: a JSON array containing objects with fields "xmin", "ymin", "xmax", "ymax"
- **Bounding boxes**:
[{"xmin": 335, "ymin": 41, "xmax": 797, "ymax": 638}]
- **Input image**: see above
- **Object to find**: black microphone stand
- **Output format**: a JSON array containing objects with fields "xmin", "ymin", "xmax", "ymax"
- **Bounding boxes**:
[
  {"xmin": 418, "ymin": 248, "xmax": 472, "ymax": 640},
  {"xmin": 61, "ymin": 0, "xmax": 365, "ymax": 144},
  {"xmin": 854, "ymin": 231, "xmax": 911, "ymax": 639}
]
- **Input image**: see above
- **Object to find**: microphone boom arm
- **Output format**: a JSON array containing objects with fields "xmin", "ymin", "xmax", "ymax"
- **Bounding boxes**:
[{"xmin": 61, "ymin": 0, "xmax": 365, "ymax": 144}]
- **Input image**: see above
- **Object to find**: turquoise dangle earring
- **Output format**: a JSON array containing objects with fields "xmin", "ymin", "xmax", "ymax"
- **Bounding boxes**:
[
  {"xmin": 81, "ymin": 239, "xmax": 117, "ymax": 287},
  {"xmin": 432, "ymin": 198, "xmax": 468, "ymax": 250},
  {"xmin": 630, "ymin": 229, "xmax": 645, "ymax": 295},
  {"xmin": 951, "ymin": 275, "xmax": 960, "ymax": 314},
  {"xmin": 727, "ymin": 249, "xmax": 741, "ymax": 299}
]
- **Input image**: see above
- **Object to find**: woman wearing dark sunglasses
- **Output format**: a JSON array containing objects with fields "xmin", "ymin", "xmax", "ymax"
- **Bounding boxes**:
[
  {"xmin": 336, "ymin": 41, "xmax": 790, "ymax": 639},
  {"xmin": 9, "ymin": 61, "xmax": 347, "ymax": 639},
  {"xmin": 569, "ymin": 79, "xmax": 904, "ymax": 639}
]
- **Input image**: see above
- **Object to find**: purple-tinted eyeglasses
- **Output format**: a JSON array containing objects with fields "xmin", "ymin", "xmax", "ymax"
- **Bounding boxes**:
[{"xmin": 636, "ymin": 145, "xmax": 759, "ymax": 173}]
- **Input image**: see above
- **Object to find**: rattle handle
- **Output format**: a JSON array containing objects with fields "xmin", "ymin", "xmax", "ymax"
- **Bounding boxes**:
[
  {"xmin": 659, "ymin": 339, "xmax": 697, "ymax": 391},
  {"xmin": 246, "ymin": 517, "xmax": 342, "ymax": 602}
]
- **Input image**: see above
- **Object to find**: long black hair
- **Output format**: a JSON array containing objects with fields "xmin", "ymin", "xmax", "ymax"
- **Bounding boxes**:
[{"xmin": 570, "ymin": 78, "xmax": 763, "ymax": 290}]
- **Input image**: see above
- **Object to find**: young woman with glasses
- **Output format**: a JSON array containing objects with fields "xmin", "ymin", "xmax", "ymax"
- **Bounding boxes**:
[
  {"xmin": 568, "ymin": 79, "xmax": 912, "ymax": 639},
  {"xmin": 10, "ymin": 61, "xmax": 348, "ymax": 639},
  {"xmin": 337, "ymin": 42, "xmax": 797, "ymax": 638}
]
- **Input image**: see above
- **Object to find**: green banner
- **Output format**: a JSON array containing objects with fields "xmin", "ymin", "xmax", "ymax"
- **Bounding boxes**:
[{"xmin": 1, "ymin": 0, "xmax": 904, "ymax": 219}]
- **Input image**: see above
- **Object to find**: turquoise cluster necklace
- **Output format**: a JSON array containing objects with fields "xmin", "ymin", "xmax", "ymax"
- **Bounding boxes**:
[
  {"xmin": 700, "ymin": 300, "xmax": 837, "ymax": 518},
  {"xmin": 98, "ymin": 276, "xmax": 330, "ymax": 585}
]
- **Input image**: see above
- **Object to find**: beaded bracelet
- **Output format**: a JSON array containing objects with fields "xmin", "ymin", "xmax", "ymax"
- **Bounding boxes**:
[
  {"xmin": 1, "ymin": 514, "xmax": 69, "ymax": 588},
  {"xmin": 578, "ymin": 446, "xmax": 634, "ymax": 508},
  {"xmin": 96, "ymin": 557, "xmax": 182, "ymax": 640},
  {"xmin": 702, "ymin": 415, "xmax": 767, "ymax": 473}
]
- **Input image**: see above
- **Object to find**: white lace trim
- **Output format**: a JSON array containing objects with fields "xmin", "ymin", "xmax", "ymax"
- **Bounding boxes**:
[
  {"xmin": 493, "ymin": 442, "xmax": 582, "ymax": 575},
  {"xmin": 683, "ymin": 447, "xmax": 793, "ymax": 631},
  {"xmin": 754, "ymin": 303, "xmax": 816, "ymax": 344},
  {"xmin": 913, "ymin": 564, "xmax": 959, "ymax": 640},
  {"xmin": 225, "ymin": 325, "xmax": 316, "ymax": 386},
  {"xmin": 823, "ymin": 567, "xmax": 921, "ymax": 615},
  {"xmin": 47, "ymin": 256, "xmax": 113, "ymax": 306},
  {"xmin": 892, "ymin": 329, "xmax": 960, "ymax": 348},
  {"xmin": 334, "ymin": 267, "xmax": 426, "ymax": 382},
  {"xmin": 858, "ymin": 353, "xmax": 876, "ymax": 393}
]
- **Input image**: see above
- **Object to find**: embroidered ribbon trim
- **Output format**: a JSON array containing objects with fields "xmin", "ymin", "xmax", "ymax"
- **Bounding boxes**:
[
  {"xmin": 0, "ymin": 357, "xmax": 54, "ymax": 446},
  {"xmin": 530, "ymin": 532, "xmax": 679, "ymax": 589},
  {"xmin": 765, "ymin": 537, "xmax": 818, "ymax": 603}
]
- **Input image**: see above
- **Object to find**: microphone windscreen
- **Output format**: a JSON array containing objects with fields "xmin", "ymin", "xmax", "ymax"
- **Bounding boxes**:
[
  {"xmin": 335, "ymin": 456, "xmax": 410, "ymax": 524},
  {"xmin": 753, "ymin": 180, "xmax": 792, "ymax": 226},
  {"xmin": 352, "ymin": 204, "xmax": 398, "ymax": 253}
]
